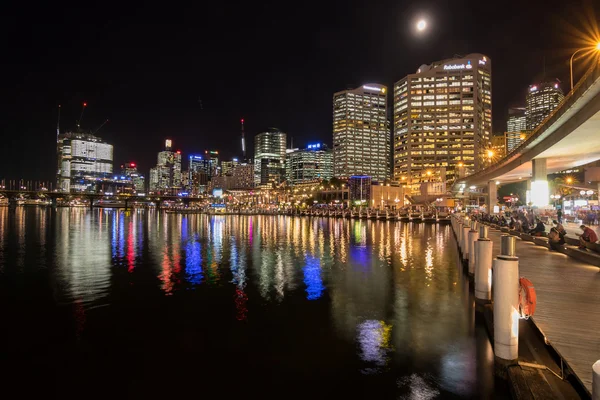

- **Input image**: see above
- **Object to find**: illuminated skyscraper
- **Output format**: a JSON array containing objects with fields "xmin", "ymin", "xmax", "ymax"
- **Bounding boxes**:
[
  {"xmin": 504, "ymin": 131, "xmax": 530, "ymax": 153},
  {"xmin": 506, "ymin": 107, "xmax": 526, "ymax": 133},
  {"xmin": 254, "ymin": 128, "xmax": 286, "ymax": 188},
  {"xmin": 56, "ymin": 131, "xmax": 114, "ymax": 192},
  {"xmin": 526, "ymin": 81, "xmax": 564, "ymax": 130},
  {"xmin": 286, "ymin": 143, "xmax": 333, "ymax": 185},
  {"xmin": 333, "ymin": 84, "xmax": 389, "ymax": 182},
  {"xmin": 149, "ymin": 139, "xmax": 182, "ymax": 194},
  {"xmin": 120, "ymin": 161, "xmax": 145, "ymax": 193},
  {"xmin": 393, "ymin": 53, "xmax": 492, "ymax": 183}
]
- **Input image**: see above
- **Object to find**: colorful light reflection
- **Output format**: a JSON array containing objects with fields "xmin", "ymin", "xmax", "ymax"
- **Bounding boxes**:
[{"xmin": 303, "ymin": 256, "xmax": 325, "ymax": 300}]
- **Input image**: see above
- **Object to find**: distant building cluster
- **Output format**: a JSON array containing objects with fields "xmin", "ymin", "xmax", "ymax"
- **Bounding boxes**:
[{"xmin": 53, "ymin": 51, "xmax": 566, "ymax": 206}]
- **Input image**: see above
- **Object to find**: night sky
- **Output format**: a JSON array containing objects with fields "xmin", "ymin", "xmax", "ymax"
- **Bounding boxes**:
[{"xmin": 2, "ymin": 0, "xmax": 599, "ymax": 182}]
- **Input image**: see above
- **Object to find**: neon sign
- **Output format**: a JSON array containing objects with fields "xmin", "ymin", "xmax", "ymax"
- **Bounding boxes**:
[
  {"xmin": 363, "ymin": 85, "xmax": 382, "ymax": 92},
  {"xmin": 307, "ymin": 143, "xmax": 321, "ymax": 149}
]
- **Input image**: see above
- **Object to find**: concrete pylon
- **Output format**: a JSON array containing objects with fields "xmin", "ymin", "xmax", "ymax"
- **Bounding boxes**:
[{"xmin": 487, "ymin": 180, "xmax": 497, "ymax": 214}]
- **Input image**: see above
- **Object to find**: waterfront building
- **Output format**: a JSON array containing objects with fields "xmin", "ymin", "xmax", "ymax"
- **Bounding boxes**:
[
  {"xmin": 204, "ymin": 150, "xmax": 220, "ymax": 177},
  {"xmin": 254, "ymin": 128, "xmax": 286, "ymax": 188},
  {"xmin": 348, "ymin": 175, "xmax": 372, "ymax": 204},
  {"xmin": 393, "ymin": 53, "xmax": 492, "ymax": 183},
  {"xmin": 526, "ymin": 81, "xmax": 564, "ymax": 130},
  {"xmin": 333, "ymin": 84, "xmax": 389, "ymax": 182},
  {"xmin": 56, "ymin": 131, "xmax": 114, "ymax": 192},
  {"xmin": 506, "ymin": 107, "xmax": 526, "ymax": 133},
  {"xmin": 286, "ymin": 143, "xmax": 333, "ymax": 186},
  {"xmin": 370, "ymin": 184, "xmax": 405, "ymax": 209}
]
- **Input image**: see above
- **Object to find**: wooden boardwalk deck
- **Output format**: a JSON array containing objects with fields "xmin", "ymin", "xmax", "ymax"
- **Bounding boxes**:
[{"xmin": 487, "ymin": 228, "xmax": 600, "ymax": 394}]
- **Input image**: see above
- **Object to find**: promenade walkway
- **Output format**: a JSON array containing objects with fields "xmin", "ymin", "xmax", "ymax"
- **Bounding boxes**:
[{"xmin": 486, "ymin": 225, "xmax": 600, "ymax": 394}]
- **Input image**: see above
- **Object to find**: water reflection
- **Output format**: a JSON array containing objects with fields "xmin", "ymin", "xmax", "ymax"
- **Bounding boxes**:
[{"xmin": 0, "ymin": 208, "xmax": 502, "ymax": 398}]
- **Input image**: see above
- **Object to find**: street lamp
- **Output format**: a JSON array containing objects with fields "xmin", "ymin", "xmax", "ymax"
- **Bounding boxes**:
[{"xmin": 570, "ymin": 42, "xmax": 600, "ymax": 91}]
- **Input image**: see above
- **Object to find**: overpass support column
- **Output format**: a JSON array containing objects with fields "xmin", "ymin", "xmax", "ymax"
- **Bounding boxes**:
[
  {"xmin": 487, "ymin": 180, "xmax": 497, "ymax": 214},
  {"xmin": 531, "ymin": 158, "xmax": 549, "ymax": 207}
]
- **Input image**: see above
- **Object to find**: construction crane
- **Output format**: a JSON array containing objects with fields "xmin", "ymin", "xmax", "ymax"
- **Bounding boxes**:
[
  {"xmin": 93, "ymin": 119, "xmax": 109, "ymax": 134},
  {"xmin": 76, "ymin": 102, "xmax": 87, "ymax": 131}
]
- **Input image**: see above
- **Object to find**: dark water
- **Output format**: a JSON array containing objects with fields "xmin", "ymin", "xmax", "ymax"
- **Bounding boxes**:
[{"xmin": 0, "ymin": 207, "xmax": 507, "ymax": 399}]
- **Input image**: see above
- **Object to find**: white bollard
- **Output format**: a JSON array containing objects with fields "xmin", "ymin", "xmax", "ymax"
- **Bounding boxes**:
[
  {"xmin": 462, "ymin": 226, "xmax": 471, "ymax": 261},
  {"xmin": 594, "ymin": 360, "xmax": 600, "ymax": 400},
  {"xmin": 468, "ymin": 229, "xmax": 479, "ymax": 275},
  {"xmin": 458, "ymin": 223, "xmax": 464, "ymax": 251},
  {"xmin": 475, "ymin": 226, "xmax": 493, "ymax": 301},
  {"xmin": 493, "ymin": 235, "xmax": 519, "ymax": 361}
]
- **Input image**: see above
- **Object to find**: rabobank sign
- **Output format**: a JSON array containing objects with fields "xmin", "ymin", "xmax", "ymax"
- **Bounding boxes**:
[{"xmin": 443, "ymin": 61, "xmax": 472, "ymax": 70}]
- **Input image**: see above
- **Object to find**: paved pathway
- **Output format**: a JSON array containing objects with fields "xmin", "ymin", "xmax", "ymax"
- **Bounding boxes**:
[{"xmin": 486, "ymin": 227, "xmax": 600, "ymax": 394}]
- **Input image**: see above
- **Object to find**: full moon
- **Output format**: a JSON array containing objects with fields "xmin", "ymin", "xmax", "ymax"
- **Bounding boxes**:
[{"xmin": 416, "ymin": 19, "xmax": 427, "ymax": 31}]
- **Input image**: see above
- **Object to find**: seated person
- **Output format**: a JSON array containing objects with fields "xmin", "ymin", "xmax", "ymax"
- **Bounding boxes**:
[
  {"xmin": 528, "ymin": 219, "xmax": 545, "ymax": 236},
  {"xmin": 578, "ymin": 224, "xmax": 599, "ymax": 249},
  {"xmin": 548, "ymin": 224, "xmax": 566, "ymax": 251}
]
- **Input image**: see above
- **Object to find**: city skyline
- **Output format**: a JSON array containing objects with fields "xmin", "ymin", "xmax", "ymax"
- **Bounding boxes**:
[{"xmin": 2, "ymin": 1, "xmax": 599, "ymax": 182}]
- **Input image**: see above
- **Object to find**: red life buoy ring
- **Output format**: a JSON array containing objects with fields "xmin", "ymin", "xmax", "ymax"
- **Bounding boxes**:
[{"xmin": 519, "ymin": 277, "xmax": 537, "ymax": 318}]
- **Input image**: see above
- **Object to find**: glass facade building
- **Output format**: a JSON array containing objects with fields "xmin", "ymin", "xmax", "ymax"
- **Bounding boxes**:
[
  {"xmin": 507, "ymin": 107, "xmax": 527, "ymax": 133},
  {"xmin": 286, "ymin": 143, "xmax": 333, "ymax": 186},
  {"xmin": 149, "ymin": 139, "xmax": 182, "ymax": 194},
  {"xmin": 525, "ymin": 81, "xmax": 564, "ymax": 130},
  {"xmin": 393, "ymin": 53, "xmax": 492, "ymax": 183},
  {"xmin": 254, "ymin": 128, "xmax": 286, "ymax": 188},
  {"xmin": 333, "ymin": 84, "xmax": 390, "ymax": 182}
]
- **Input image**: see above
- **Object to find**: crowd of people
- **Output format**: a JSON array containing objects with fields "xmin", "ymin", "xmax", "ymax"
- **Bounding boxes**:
[{"xmin": 472, "ymin": 208, "xmax": 599, "ymax": 251}]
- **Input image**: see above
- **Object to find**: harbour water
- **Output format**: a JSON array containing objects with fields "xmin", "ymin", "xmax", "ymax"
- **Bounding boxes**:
[{"xmin": 0, "ymin": 207, "xmax": 508, "ymax": 399}]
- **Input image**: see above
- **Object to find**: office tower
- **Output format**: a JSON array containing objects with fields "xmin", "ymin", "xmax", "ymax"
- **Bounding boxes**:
[
  {"xmin": 504, "ymin": 131, "xmax": 530, "ymax": 153},
  {"xmin": 286, "ymin": 143, "xmax": 333, "ymax": 185},
  {"xmin": 149, "ymin": 139, "xmax": 182, "ymax": 194},
  {"xmin": 188, "ymin": 154, "xmax": 210, "ymax": 195},
  {"xmin": 56, "ymin": 131, "xmax": 114, "ymax": 192},
  {"xmin": 231, "ymin": 163, "xmax": 255, "ymax": 189},
  {"xmin": 333, "ymin": 84, "xmax": 390, "ymax": 182},
  {"xmin": 120, "ymin": 161, "xmax": 145, "ymax": 193},
  {"xmin": 348, "ymin": 175, "xmax": 372, "ymax": 204},
  {"xmin": 221, "ymin": 159, "xmax": 240, "ymax": 176},
  {"xmin": 491, "ymin": 135, "xmax": 506, "ymax": 158},
  {"xmin": 526, "ymin": 81, "xmax": 564, "ymax": 130},
  {"xmin": 254, "ymin": 128, "xmax": 286, "ymax": 188},
  {"xmin": 393, "ymin": 53, "xmax": 492, "ymax": 184},
  {"xmin": 204, "ymin": 150, "xmax": 220, "ymax": 177},
  {"xmin": 506, "ymin": 107, "xmax": 526, "ymax": 133}
]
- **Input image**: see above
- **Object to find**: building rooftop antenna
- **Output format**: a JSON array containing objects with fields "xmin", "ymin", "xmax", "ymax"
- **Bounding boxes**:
[
  {"xmin": 76, "ymin": 102, "xmax": 87, "ymax": 131},
  {"xmin": 241, "ymin": 118, "xmax": 246, "ymax": 161},
  {"xmin": 56, "ymin": 104, "xmax": 61, "ymax": 141}
]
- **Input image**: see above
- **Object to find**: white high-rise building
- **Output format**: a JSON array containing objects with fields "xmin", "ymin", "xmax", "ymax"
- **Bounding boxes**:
[
  {"xmin": 393, "ymin": 53, "xmax": 492, "ymax": 183},
  {"xmin": 56, "ymin": 131, "xmax": 114, "ymax": 192},
  {"xmin": 333, "ymin": 84, "xmax": 390, "ymax": 182}
]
